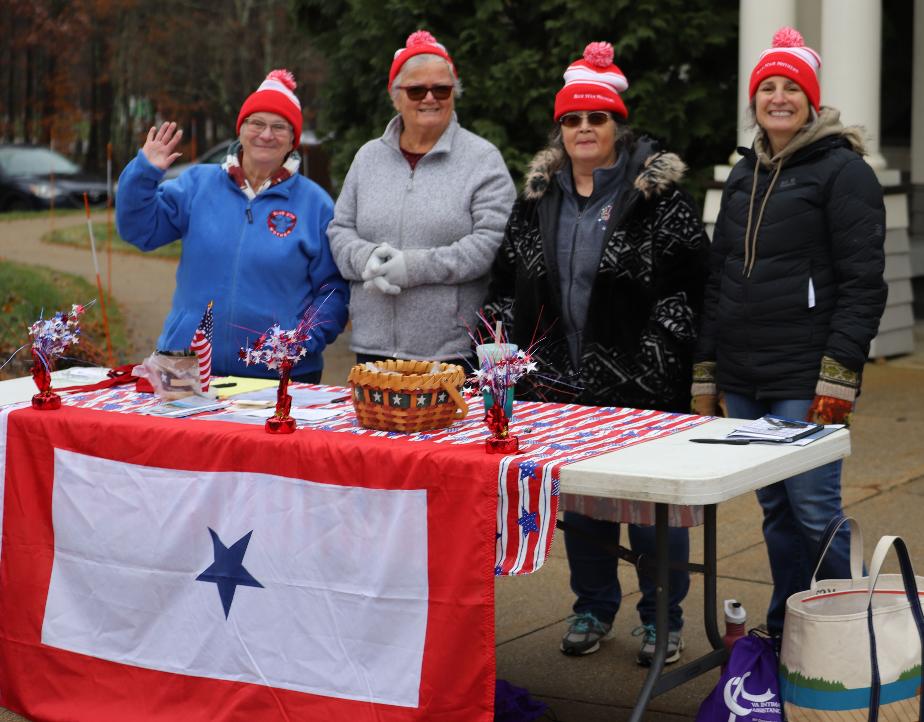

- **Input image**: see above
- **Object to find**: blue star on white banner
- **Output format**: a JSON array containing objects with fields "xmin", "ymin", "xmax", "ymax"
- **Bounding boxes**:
[{"xmin": 40, "ymin": 450, "xmax": 430, "ymax": 707}]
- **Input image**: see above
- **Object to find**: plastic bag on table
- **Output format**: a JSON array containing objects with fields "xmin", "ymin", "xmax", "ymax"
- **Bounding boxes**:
[{"xmin": 132, "ymin": 351, "xmax": 206, "ymax": 401}]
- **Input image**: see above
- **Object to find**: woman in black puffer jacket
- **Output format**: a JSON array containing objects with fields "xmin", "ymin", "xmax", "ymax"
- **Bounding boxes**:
[{"xmin": 692, "ymin": 27, "xmax": 887, "ymax": 635}]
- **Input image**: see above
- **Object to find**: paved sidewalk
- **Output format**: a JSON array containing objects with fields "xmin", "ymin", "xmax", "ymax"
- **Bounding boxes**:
[{"xmin": 1, "ymin": 214, "xmax": 922, "ymax": 721}]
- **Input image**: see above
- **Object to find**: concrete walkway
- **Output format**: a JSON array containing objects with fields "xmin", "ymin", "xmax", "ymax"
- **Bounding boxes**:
[{"xmin": 1, "ymin": 213, "xmax": 923, "ymax": 721}]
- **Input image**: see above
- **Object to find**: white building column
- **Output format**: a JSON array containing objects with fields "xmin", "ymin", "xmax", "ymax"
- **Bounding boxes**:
[
  {"xmin": 911, "ymin": 0, "xmax": 924, "ymax": 318},
  {"xmin": 821, "ymin": 0, "xmax": 913, "ymax": 355},
  {"xmin": 705, "ymin": 1, "xmax": 797, "ymax": 232},
  {"xmin": 820, "ymin": 0, "xmax": 888, "ymax": 171},
  {"xmin": 915, "ymin": 0, "xmax": 924, "ymax": 187}
]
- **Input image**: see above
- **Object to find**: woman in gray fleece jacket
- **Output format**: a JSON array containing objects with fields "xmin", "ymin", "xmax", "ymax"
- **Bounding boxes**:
[{"xmin": 328, "ymin": 30, "xmax": 515, "ymax": 366}]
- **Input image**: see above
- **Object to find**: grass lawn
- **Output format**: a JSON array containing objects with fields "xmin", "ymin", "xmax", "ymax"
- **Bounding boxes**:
[
  {"xmin": 0, "ymin": 260, "xmax": 129, "ymax": 380},
  {"xmin": 42, "ymin": 222, "xmax": 182, "ymax": 259}
]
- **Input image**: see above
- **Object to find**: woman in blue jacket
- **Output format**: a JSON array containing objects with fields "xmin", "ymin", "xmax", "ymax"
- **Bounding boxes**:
[{"xmin": 116, "ymin": 70, "xmax": 348, "ymax": 382}]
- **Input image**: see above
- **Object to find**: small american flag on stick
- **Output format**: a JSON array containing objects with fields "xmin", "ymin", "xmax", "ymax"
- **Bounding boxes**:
[{"xmin": 190, "ymin": 301, "xmax": 213, "ymax": 392}]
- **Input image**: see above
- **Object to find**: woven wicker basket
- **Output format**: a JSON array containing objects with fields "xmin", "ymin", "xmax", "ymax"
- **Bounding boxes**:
[{"xmin": 347, "ymin": 359, "xmax": 469, "ymax": 432}]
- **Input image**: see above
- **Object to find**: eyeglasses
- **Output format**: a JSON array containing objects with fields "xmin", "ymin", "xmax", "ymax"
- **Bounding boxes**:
[
  {"xmin": 399, "ymin": 85, "xmax": 453, "ymax": 101},
  {"xmin": 559, "ymin": 111, "xmax": 612, "ymax": 128},
  {"xmin": 244, "ymin": 118, "xmax": 292, "ymax": 137}
]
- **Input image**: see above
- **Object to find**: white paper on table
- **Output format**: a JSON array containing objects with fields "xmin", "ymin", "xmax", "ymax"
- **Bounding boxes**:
[
  {"xmin": 230, "ymin": 388, "xmax": 349, "ymax": 406},
  {"xmin": 56, "ymin": 367, "xmax": 111, "ymax": 383},
  {"xmin": 143, "ymin": 398, "xmax": 230, "ymax": 418},
  {"xmin": 233, "ymin": 407, "xmax": 349, "ymax": 422},
  {"xmin": 195, "ymin": 412, "xmax": 267, "ymax": 425}
]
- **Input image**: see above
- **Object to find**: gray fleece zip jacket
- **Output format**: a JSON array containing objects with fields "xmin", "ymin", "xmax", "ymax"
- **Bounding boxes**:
[{"xmin": 328, "ymin": 114, "xmax": 515, "ymax": 360}]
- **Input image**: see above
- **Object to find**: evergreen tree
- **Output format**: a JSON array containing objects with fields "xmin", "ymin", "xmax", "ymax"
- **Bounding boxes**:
[{"xmin": 295, "ymin": 0, "xmax": 738, "ymax": 197}]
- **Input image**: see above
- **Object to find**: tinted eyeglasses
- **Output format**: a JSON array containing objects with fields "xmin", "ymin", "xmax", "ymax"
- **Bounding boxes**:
[
  {"xmin": 559, "ymin": 111, "xmax": 612, "ymax": 128},
  {"xmin": 244, "ymin": 118, "xmax": 292, "ymax": 137},
  {"xmin": 400, "ymin": 85, "xmax": 454, "ymax": 101}
]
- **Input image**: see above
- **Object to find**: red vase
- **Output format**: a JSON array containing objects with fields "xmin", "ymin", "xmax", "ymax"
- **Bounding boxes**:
[
  {"xmin": 485, "ymin": 435, "xmax": 519, "ymax": 455},
  {"xmin": 265, "ymin": 360, "xmax": 296, "ymax": 435},
  {"xmin": 31, "ymin": 350, "xmax": 61, "ymax": 411},
  {"xmin": 484, "ymin": 404, "xmax": 519, "ymax": 454}
]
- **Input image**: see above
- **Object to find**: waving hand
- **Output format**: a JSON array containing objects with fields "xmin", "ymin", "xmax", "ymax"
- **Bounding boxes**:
[{"xmin": 142, "ymin": 122, "xmax": 183, "ymax": 171}]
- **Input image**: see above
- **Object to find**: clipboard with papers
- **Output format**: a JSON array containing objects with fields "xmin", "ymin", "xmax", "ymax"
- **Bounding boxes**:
[
  {"xmin": 689, "ymin": 415, "xmax": 844, "ymax": 445},
  {"xmin": 726, "ymin": 415, "xmax": 824, "ymax": 442}
]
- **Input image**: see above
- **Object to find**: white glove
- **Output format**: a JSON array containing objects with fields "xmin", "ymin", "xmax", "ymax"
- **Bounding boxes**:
[
  {"xmin": 362, "ymin": 243, "xmax": 397, "ymax": 281},
  {"xmin": 378, "ymin": 250, "xmax": 408, "ymax": 288},
  {"xmin": 363, "ymin": 274, "xmax": 401, "ymax": 295}
]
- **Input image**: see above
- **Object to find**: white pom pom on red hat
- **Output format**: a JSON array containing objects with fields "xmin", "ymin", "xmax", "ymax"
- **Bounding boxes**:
[
  {"xmin": 772, "ymin": 26, "xmax": 806, "ymax": 48},
  {"xmin": 265, "ymin": 69, "xmax": 296, "ymax": 91},
  {"xmin": 583, "ymin": 42, "xmax": 614, "ymax": 68}
]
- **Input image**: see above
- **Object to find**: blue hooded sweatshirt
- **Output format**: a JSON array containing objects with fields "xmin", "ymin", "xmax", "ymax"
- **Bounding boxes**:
[{"xmin": 116, "ymin": 150, "xmax": 348, "ymax": 379}]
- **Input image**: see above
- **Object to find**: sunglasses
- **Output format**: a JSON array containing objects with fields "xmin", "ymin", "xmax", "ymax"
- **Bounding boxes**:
[
  {"xmin": 559, "ymin": 111, "xmax": 612, "ymax": 128},
  {"xmin": 400, "ymin": 85, "xmax": 453, "ymax": 101}
]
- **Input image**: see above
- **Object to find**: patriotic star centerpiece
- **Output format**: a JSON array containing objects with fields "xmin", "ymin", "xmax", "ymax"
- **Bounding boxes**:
[
  {"xmin": 469, "ymin": 318, "xmax": 538, "ymax": 455},
  {"xmin": 239, "ymin": 323, "xmax": 312, "ymax": 434},
  {"xmin": 28, "ymin": 302, "xmax": 92, "ymax": 410}
]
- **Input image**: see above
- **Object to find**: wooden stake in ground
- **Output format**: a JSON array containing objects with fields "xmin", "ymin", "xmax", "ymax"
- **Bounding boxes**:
[{"xmin": 83, "ymin": 193, "xmax": 115, "ymax": 368}]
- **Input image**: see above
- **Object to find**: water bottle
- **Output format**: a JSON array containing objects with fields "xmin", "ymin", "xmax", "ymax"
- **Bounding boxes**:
[{"xmin": 722, "ymin": 599, "xmax": 747, "ymax": 658}]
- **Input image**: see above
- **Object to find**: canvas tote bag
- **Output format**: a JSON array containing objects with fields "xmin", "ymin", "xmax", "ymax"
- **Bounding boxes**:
[{"xmin": 780, "ymin": 518, "xmax": 924, "ymax": 721}]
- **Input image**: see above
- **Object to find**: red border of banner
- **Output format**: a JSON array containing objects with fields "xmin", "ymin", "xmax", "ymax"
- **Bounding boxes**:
[{"xmin": 0, "ymin": 406, "xmax": 497, "ymax": 722}]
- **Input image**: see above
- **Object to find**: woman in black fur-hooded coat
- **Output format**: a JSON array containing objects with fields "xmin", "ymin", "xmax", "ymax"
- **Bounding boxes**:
[{"xmin": 483, "ymin": 41, "xmax": 709, "ymax": 665}]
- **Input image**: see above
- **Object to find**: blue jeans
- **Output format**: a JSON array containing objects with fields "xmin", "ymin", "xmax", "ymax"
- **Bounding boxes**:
[
  {"xmin": 563, "ymin": 511, "xmax": 689, "ymax": 630},
  {"xmin": 723, "ymin": 392, "xmax": 850, "ymax": 635}
]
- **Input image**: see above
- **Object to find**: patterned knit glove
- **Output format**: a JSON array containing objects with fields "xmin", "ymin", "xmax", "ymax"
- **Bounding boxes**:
[
  {"xmin": 691, "ymin": 361, "xmax": 717, "ymax": 398},
  {"xmin": 807, "ymin": 395, "xmax": 853, "ymax": 426}
]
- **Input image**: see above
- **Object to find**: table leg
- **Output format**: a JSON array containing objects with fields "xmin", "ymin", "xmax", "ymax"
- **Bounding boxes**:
[
  {"xmin": 628, "ymin": 502, "xmax": 670, "ymax": 722},
  {"xmin": 703, "ymin": 504, "xmax": 723, "ymax": 650},
  {"xmin": 648, "ymin": 503, "xmax": 726, "ymax": 697},
  {"xmin": 558, "ymin": 503, "xmax": 727, "ymax": 720}
]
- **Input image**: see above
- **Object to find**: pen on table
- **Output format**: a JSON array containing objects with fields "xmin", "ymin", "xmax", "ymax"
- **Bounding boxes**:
[
  {"xmin": 212, "ymin": 382, "xmax": 237, "ymax": 388},
  {"xmin": 689, "ymin": 438, "xmax": 753, "ymax": 445}
]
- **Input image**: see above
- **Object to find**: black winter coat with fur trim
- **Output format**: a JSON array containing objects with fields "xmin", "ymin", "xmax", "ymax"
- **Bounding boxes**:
[{"xmin": 483, "ymin": 137, "xmax": 709, "ymax": 411}]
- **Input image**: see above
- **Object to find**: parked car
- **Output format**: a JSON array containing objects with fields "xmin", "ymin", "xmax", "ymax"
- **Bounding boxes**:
[
  {"xmin": 160, "ymin": 131, "xmax": 334, "ymax": 195},
  {"xmin": 0, "ymin": 144, "xmax": 109, "ymax": 212},
  {"xmin": 160, "ymin": 140, "xmax": 234, "ymax": 181}
]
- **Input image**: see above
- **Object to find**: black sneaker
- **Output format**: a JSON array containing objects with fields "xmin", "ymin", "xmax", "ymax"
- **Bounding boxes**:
[
  {"xmin": 559, "ymin": 612, "xmax": 614, "ymax": 656},
  {"xmin": 632, "ymin": 624, "xmax": 684, "ymax": 666}
]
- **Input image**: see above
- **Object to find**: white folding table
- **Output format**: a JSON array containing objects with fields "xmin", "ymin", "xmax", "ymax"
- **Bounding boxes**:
[
  {"xmin": 557, "ymin": 419, "xmax": 850, "ymax": 721},
  {"xmin": 0, "ymin": 371, "xmax": 849, "ymax": 720}
]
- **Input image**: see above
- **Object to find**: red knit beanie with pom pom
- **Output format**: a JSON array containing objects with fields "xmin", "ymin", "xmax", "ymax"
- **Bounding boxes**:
[
  {"xmin": 388, "ymin": 31, "xmax": 457, "ymax": 91},
  {"xmin": 553, "ymin": 42, "xmax": 629, "ymax": 121},
  {"xmin": 236, "ymin": 69, "xmax": 302, "ymax": 149},
  {"xmin": 749, "ymin": 27, "xmax": 822, "ymax": 111}
]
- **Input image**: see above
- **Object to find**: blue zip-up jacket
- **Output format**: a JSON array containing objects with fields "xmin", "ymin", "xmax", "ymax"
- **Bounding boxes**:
[{"xmin": 116, "ymin": 150, "xmax": 348, "ymax": 378}]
